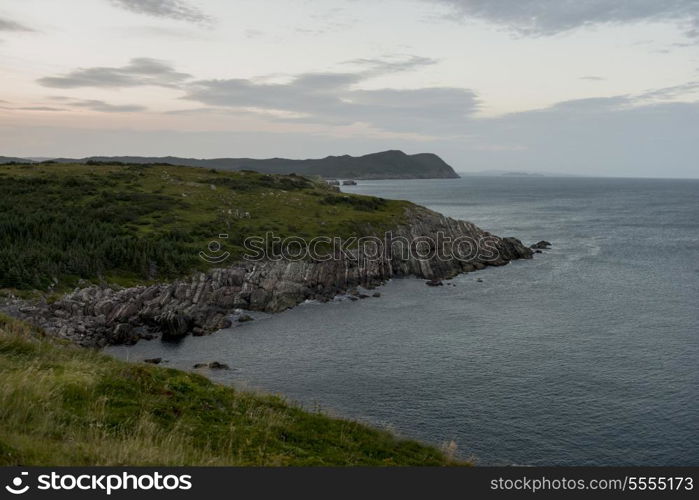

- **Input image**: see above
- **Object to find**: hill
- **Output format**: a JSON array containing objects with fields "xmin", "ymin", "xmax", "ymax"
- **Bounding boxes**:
[
  {"xmin": 0, "ymin": 313, "xmax": 460, "ymax": 466},
  {"xmin": 48, "ymin": 150, "xmax": 460, "ymax": 179},
  {"xmin": 0, "ymin": 161, "xmax": 410, "ymax": 291},
  {"xmin": 0, "ymin": 156, "xmax": 33, "ymax": 164}
]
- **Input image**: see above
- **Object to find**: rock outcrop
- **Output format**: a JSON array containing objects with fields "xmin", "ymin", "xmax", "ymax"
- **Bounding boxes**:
[
  {"xmin": 3, "ymin": 206, "xmax": 533, "ymax": 347},
  {"xmin": 531, "ymin": 240, "xmax": 552, "ymax": 249}
]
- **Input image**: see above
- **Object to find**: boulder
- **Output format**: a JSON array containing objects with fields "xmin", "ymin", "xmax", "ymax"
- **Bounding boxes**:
[
  {"xmin": 530, "ymin": 240, "xmax": 552, "ymax": 249},
  {"xmin": 112, "ymin": 323, "xmax": 138, "ymax": 344},
  {"xmin": 208, "ymin": 361, "xmax": 230, "ymax": 370},
  {"xmin": 158, "ymin": 311, "xmax": 192, "ymax": 340}
]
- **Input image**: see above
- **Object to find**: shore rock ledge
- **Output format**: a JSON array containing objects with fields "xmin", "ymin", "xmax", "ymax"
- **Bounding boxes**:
[{"xmin": 4, "ymin": 206, "xmax": 533, "ymax": 347}]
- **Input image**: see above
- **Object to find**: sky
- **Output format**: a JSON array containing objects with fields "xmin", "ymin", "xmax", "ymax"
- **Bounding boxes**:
[{"xmin": 1, "ymin": 0, "xmax": 699, "ymax": 178}]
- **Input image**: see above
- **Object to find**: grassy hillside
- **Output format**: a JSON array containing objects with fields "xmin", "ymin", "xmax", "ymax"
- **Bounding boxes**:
[
  {"xmin": 0, "ymin": 161, "xmax": 410, "ymax": 291},
  {"xmin": 0, "ymin": 314, "xmax": 460, "ymax": 466}
]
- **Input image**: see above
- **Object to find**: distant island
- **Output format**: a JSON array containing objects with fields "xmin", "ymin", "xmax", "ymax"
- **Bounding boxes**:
[
  {"xmin": 0, "ymin": 156, "xmax": 34, "ymax": 164},
  {"xmin": 0, "ymin": 150, "xmax": 460, "ymax": 180},
  {"xmin": 459, "ymin": 169, "xmax": 585, "ymax": 178}
]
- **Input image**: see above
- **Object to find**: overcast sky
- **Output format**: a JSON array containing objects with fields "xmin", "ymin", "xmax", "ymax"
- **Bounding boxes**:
[{"xmin": 1, "ymin": 0, "xmax": 698, "ymax": 177}]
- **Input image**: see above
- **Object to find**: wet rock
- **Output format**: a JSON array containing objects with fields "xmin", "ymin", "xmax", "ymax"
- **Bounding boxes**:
[
  {"xmin": 372, "ymin": 292, "xmax": 381, "ymax": 298},
  {"xmin": 193, "ymin": 363, "xmax": 208, "ymax": 369},
  {"xmin": 159, "ymin": 311, "xmax": 192, "ymax": 341},
  {"xmin": 217, "ymin": 317, "xmax": 233, "ymax": 329},
  {"xmin": 531, "ymin": 240, "xmax": 552, "ymax": 249},
  {"xmin": 426, "ymin": 279, "xmax": 444, "ymax": 287},
  {"xmin": 144, "ymin": 358, "xmax": 162, "ymax": 364},
  {"xmin": 113, "ymin": 323, "xmax": 138, "ymax": 344},
  {"xmin": 208, "ymin": 361, "xmax": 230, "ymax": 370}
]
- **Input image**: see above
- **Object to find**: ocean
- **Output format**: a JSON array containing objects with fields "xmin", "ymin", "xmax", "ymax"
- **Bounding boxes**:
[{"xmin": 106, "ymin": 176, "xmax": 699, "ymax": 465}]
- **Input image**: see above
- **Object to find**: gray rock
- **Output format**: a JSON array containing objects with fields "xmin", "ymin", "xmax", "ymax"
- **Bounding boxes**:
[
  {"xmin": 158, "ymin": 311, "xmax": 192, "ymax": 341},
  {"xmin": 530, "ymin": 240, "xmax": 552, "ymax": 249},
  {"xmin": 208, "ymin": 361, "xmax": 230, "ymax": 370}
]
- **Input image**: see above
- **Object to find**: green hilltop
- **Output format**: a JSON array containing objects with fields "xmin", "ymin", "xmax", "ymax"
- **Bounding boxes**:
[{"xmin": 0, "ymin": 161, "xmax": 411, "ymax": 291}]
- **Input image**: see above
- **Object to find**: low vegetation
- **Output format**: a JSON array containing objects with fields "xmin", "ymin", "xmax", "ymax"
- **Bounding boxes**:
[
  {"xmin": 0, "ymin": 162, "xmax": 410, "ymax": 291},
  {"xmin": 0, "ymin": 314, "xmax": 460, "ymax": 466}
]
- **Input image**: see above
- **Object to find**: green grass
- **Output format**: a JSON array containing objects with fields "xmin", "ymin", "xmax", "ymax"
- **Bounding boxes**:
[
  {"xmin": 0, "ymin": 162, "xmax": 411, "ymax": 291},
  {"xmin": 0, "ymin": 314, "xmax": 462, "ymax": 466}
]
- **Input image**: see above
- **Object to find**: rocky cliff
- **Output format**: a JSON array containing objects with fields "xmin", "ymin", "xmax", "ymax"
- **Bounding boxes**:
[{"xmin": 4, "ymin": 206, "xmax": 532, "ymax": 347}]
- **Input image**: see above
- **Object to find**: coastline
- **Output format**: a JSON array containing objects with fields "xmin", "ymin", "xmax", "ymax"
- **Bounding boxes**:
[{"xmin": 2, "ymin": 204, "xmax": 533, "ymax": 348}]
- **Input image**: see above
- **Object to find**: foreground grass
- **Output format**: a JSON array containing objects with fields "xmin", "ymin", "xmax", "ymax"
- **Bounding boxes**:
[{"xmin": 0, "ymin": 314, "xmax": 461, "ymax": 466}]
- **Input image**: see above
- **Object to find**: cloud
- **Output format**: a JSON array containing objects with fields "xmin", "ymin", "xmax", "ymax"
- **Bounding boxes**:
[
  {"xmin": 38, "ymin": 58, "xmax": 191, "ymax": 89},
  {"xmin": 459, "ymin": 94, "xmax": 699, "ymax": 177},
  {"xmin": 0, "ymin": 17, "xmax": 32, "ymax": 31},
  {"xmin": 17, "ymin": 106, "xmax": 65, "ymax": 111},
  {"xmin": 580, "ymin": 75, "xmax": 606, "ymax": 81},
  {"xmin": 636, "ymin": 81, "xmax": 699, "ymax": 101},
  {"xmin": 70, "ymin": 99, "xmax": 147, "ymax": 112},
  {"xmin": 182, "ymin": 56, "xmax": 478, "ymax": 134},
  {"xmin": 4, "ymin": 95, "xmax": 699, "ymax": 178},
  {"xmin": 344, "ymin": 55, "xmax": 439, "ymax": 73},
  {"xmin": 425, "ymin": 0, "xmax": 699, "ymax": 38},
  {"xmin": 8, "ymin": 98, "xmax": 145, "ymax": 113},
  {"xmin": 109, "ymin": 0, "xmax": 210, "ymax": 24}
]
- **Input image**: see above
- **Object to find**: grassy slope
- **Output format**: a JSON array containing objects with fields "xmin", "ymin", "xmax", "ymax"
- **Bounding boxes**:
[
  {"xmin": 0, "ymin": 314, "xmax": 460, "ymax": 466},
  {"xmin": 0, "ymin": 162, "xmax": 410, "ymax": 291}
]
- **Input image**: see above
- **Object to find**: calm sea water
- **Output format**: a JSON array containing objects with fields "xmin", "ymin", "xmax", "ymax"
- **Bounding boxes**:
[{"xmin": 107, "ymin": 176, "xmax": 699, "ymax": 465}]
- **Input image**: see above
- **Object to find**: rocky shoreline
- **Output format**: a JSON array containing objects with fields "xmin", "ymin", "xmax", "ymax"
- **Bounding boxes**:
[{"xmin": 2, "ymin": 206, "xmax": 535, "ymax": 347}]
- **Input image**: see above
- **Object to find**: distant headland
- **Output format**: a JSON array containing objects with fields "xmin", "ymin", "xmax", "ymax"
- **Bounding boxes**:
[{"xmin": 0, "ymin": 150, "xmax": 460, "ymax": 180}]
